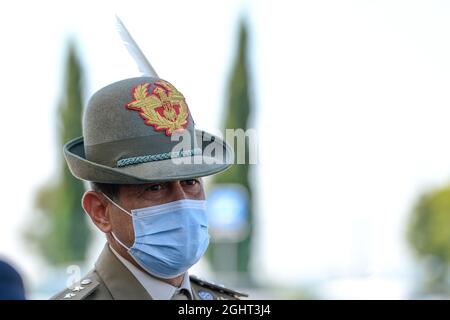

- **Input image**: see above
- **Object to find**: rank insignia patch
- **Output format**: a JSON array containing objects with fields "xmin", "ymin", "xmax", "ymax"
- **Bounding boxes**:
[{"xmin": 198, "ymin": 290, "xmax": 214, "ymax": 300}]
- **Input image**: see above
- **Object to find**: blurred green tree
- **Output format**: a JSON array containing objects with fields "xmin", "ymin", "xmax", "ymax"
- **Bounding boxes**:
[
  {"xmin": 208, "ymin": 19, "xmax": 254, "ymax": 278},
  {"xmin": 407, "ymin": 185, "xmax": 450, "ymax": 294},
  {"xmin": 24, "ymin": 42, "xmax": 90, "ymax": 265}
]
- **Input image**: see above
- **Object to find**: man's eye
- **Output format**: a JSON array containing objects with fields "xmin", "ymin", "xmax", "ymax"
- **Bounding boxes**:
[
  {"xmin": 183, "ymin": 179, "xmax": 198, "ymax": 186},
  {"xmin": 146, "ymin": 184, "xmax": 163, "ymax": 191}
]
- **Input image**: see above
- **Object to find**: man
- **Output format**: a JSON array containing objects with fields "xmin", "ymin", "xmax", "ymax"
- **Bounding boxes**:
[{"xmin": 51, "ymin": 77, "xmax": 246, "ymax": 300}]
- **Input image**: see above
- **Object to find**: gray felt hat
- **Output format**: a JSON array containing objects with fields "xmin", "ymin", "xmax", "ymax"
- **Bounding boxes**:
[{"xmin": 63, "ymin": 77, "xmax": 233, "ymax": 184}]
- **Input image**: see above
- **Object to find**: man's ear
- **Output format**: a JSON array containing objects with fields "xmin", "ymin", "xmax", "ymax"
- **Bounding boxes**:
[{"xmin": 82, "ymin": 191, "xmax": 112, "ymax": 233}]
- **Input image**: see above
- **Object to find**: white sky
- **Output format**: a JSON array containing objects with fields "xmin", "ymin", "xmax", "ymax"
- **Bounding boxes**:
[{"xmin": 1, "ymin": 0, "xmax": 450, "ymax": 298}]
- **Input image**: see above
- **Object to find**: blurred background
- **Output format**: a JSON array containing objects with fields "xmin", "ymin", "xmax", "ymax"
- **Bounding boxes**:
[{"xmin": 0, "ymin": 0, "xmax": 450, "ymax": 299}]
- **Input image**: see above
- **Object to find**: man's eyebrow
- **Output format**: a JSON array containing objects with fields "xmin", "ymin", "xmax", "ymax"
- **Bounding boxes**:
[{"xmin": 139, "ymin": 181, "xmax": 169, "ymax": 189}]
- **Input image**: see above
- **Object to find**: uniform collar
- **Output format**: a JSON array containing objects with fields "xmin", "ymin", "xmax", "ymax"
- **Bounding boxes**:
[
  {"xmin": 109, "ymin": 245, "xmax": 193, "ymax": 300},
  {"xmin": 95, "ymin": 244, "xmax": 151, "ymax": 300}
]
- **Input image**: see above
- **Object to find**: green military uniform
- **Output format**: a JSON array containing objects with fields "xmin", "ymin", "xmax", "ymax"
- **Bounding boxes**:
[
  {"xmin": 51, "ymin": 20, "xmax": 246, "ymax": 300},
  {"xmin": 52, "ymin": 245, "xmax": 246, "ymax": 300}
]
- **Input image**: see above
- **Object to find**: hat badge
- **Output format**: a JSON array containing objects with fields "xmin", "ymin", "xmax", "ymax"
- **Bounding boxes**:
[{"xmin": 126, "ymin": 80, "xmax": 189, "ymax": 136}]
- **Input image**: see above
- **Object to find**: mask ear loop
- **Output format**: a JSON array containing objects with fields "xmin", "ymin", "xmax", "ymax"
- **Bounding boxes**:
[
  {"xmin": 110, "ymin": 231, "xmax": 131, "ymax": 251},
  {"xmin": 101, "ymin": 192, "xmax": 133, "ymax": 250},
  {"xmin": 101, "ymin": 193, "xmax": 132, "ymax": 216}
]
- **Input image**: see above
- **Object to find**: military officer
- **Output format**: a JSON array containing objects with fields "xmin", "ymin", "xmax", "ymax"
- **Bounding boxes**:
[{"xmin": 50, "ymin": 74, "xmax": 247, "ymax": 300}]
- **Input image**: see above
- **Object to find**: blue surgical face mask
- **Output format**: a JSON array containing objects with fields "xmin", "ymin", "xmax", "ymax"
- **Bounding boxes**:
[{"xmin": 103, "ymin": 195, "xmax": 210, "ymax": 279}]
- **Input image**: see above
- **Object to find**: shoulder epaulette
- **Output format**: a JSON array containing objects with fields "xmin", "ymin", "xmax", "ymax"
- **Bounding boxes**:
[
  {"xmin": 190, "ymin": 274, "xmax": 248, "ymax": 300},
  {"xmin": 52, "ymin": 277, "xmax": 100, "ymax": 300}
]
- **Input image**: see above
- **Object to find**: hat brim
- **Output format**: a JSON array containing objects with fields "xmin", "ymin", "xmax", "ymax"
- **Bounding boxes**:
[{"xmin": 64, "ymin": 130, "xmax": 233, "ymax": 184}]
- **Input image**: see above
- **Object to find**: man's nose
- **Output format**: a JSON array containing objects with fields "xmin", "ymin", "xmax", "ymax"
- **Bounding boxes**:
[{"xmin": 168, "ymin": 181, "xmax": 187, "ymax": 202}]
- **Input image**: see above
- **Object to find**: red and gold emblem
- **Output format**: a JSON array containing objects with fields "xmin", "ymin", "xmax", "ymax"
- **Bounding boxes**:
[{"xmin": 126, "ymin": 80, "xmax": 189, "ymax": 136}]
